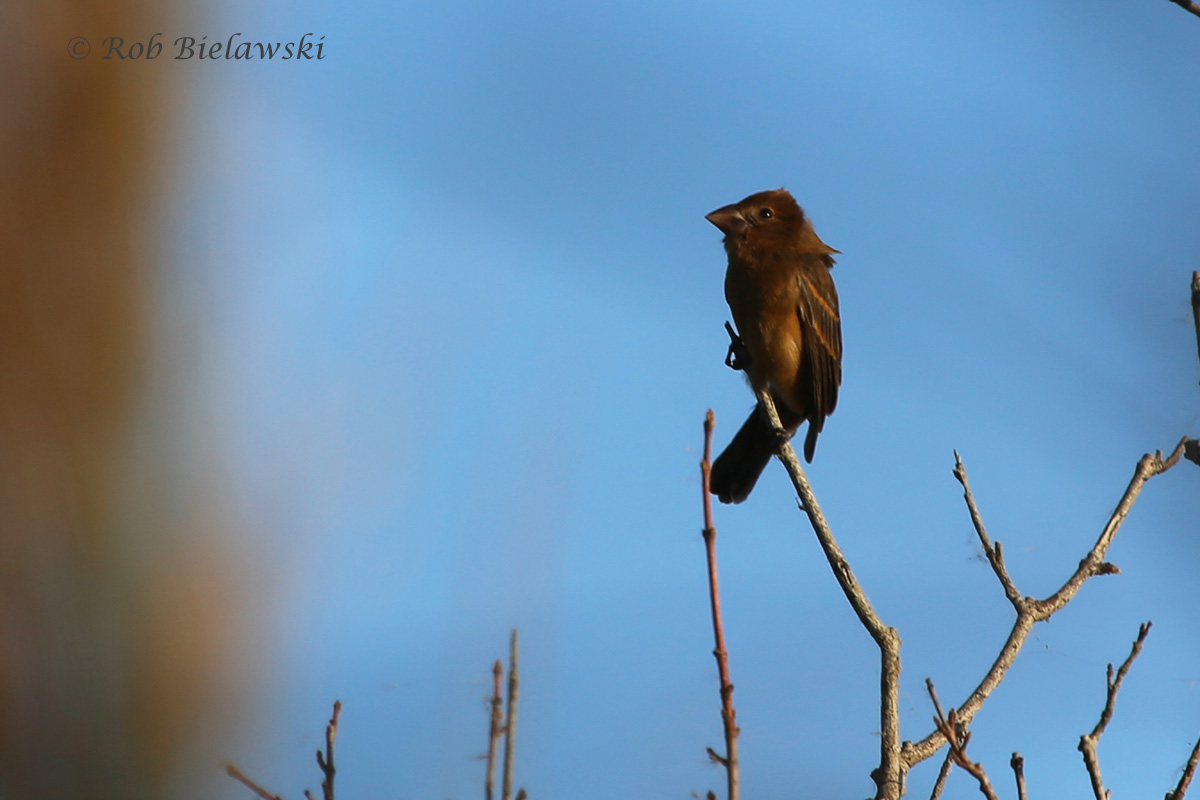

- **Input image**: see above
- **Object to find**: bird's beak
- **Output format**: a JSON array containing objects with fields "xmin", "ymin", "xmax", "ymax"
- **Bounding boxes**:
[{"xmin": 705, "ymin": 205, "xmax": 747, "ymax": 236}]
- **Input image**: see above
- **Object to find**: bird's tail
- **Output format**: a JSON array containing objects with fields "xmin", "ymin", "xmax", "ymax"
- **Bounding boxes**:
[{"xmin": 710, "ymin": 400, "xmax": 804, "ymax": 504}]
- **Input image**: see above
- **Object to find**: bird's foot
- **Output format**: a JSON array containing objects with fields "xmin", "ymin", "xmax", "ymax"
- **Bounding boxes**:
[{"xmin": 724, "ymin": 321, "xmax": 751, "ymax": 371}]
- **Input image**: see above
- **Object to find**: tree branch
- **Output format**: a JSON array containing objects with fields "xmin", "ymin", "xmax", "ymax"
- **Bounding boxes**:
[
  {"xmin": 754, "ymin": 388, "xmax": 902, "ymax": 800},
  {"xmin": 1079, "ymin": 622, "xmax": 1152, "ymax": 799},
  {"xmin": 700, "ymin": 411, "xmax": 740, "ymax": 800},
  {"xmin": 225, "ymin": 763, "xmax": 288, "ymax": 800},
  {"xmin": 903, "ymin": 439, "xmax": 1189, "ymax": 768},
  {"xmin": 502, "ymin": 630, "xmax": 520, "ymax": 800},
  {"xmin": 486, "ymin": 659, "xmax": 504, "ymax": 800},
  {"xmin": 953, "ymin": 451, "xmax": 1021, "ymax": 607},
  {"xmin": 926, "ymin": 680, "xmax": 1000, "ymax": 800},
  {"xmin": 1166, "ymin": 734, "xmax": 1200, "ymax": 800},
  {"xmin": 1011, "ymin": 753, "xmax": 1027, "ymax": 800},
  {"xmin": 315, "ymin": 700, "xmax": 341, "ymax": 800},
  {"xmin": 928, "ymin": 750, "xmax": 954, "ymax": 800}
]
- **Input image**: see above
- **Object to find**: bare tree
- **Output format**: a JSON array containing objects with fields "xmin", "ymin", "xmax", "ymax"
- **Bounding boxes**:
[{"xmin": 701, "ymin": 272, "xmax": 1198, "ymax": 798}]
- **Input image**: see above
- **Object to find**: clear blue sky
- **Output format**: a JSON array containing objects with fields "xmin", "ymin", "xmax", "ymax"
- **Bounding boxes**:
[{"xmin": 170, "ymin": 1, "xmax": 1200, "ymax": 797}]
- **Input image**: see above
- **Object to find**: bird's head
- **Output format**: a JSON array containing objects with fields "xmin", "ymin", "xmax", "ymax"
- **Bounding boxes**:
[{"xmin": 706, "ymin": 188, "xmax": 838, "ymax": 256}]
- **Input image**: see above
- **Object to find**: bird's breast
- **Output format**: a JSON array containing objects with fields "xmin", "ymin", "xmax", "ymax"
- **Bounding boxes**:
[{"xmin": 724, "ymin": 261, "xmax": 804, "ymax": 407}]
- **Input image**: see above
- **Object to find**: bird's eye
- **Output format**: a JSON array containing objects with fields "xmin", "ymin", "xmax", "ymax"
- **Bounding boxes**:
[{"xmin": 759, "ymin": 208, "xmax": 773, "ymax": 219}]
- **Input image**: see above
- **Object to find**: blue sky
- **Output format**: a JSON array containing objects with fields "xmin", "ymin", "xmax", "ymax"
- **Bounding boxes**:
[{"xmin": 165, "ymin": 1, "xmax": 1200, "ymax": 797}]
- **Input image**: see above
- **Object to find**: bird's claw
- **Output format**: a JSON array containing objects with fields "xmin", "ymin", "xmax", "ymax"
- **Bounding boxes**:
[{"xmin": 724, "ymin": 321, "xmax": 751, "ymax": 371}]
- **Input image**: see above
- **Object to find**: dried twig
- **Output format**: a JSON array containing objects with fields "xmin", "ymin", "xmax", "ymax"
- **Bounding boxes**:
[
  {"xmin": 502, "ymin": 630, "xmax": 520, "ymax": 800},
  {"xmin": 927, "ymin": 680, "xmax": 1000, "ymax": 800},
  {"xmin": 953, "ymin": 452, "xmax": 1021, "ymax": 607},
  {"xmin": 903, "ymin": 440, "xmax": 1190, "ymax": 769},
  {"xmin": 700, "ymin": 410, "xmax": 740, "ymax": 800},
  {"xmin": 1011, "ymin": 753, "xmax": 1027, "ymax": 800},
  {"xmin": 315, "ymin": 700, "xmax": 341, "ymax": 800},
  {"xmin": 928, "ymin": 750, "xmax": 954, "ymax": 800},
  {"xmin": 1079, "ymin": 623, "xmax": 1152, "ymax": 799},
  {"xmin": 225, "ymin": 763, "xmax": 288, "ymax": 800},
  {"xmin": 486, "ymin": 659, "xmax": 504, "ymax": 800},
  {"xmin": 754, "ymin": 389, "xmax": 903, "ymax": 800},
  {"xmin": 1166, "ymin": 735, "xmax": 1200, "ymax": 800}
]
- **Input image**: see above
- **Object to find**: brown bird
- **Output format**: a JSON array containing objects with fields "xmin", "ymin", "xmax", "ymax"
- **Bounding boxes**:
[{"xmin": 707, "ymin": 189, "xmax": 842, "ymax": 504}]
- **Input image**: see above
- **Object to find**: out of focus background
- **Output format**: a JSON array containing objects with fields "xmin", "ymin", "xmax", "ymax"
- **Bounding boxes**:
[{"xmin": 2, "ymin": 1, "xmax": 1198, "ymax": 798}]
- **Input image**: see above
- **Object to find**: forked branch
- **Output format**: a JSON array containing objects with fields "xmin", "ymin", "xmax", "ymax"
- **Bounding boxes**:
[
  {"xmin": 926, "ymin": 679, "xmax": 1000, "ymax": 800},
  {"xmin": 754, "ymin": 388, "xmax": 902, "ymax": 800},
  {"xmin": 903, "ymin": 439, "xmax": 1191, "ymax": 768},
  {"xmin": 1079, "ymin": 622, "xmax": 1152, "ymax": 799}
]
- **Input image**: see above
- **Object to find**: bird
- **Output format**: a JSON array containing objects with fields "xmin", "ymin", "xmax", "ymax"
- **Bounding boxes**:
[{"xmin": 706, "ymin": 188, "xmax": 842, "ymax": 504}]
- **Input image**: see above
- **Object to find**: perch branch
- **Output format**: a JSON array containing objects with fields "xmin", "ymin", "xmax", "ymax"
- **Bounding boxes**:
[
  {"xmin": 700, "ymin": 410, "xmax": 740, "ymax": 800},
  {"xmin": 903, "ymin": 440, "xmax": 1189, "ymax": 768},
  {"xmin": 755, "ymin": 388, "xmax": 902, "ymax": 800}
]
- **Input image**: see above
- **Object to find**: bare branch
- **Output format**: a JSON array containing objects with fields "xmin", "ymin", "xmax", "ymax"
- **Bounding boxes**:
[
  {"xmin": 754, "ymin": 389, "xmax": 902, "ymax": 799},
  {"xmin": 487, "ymin": 660, "xmax": 504, "ymax": 800},
  {"xmin": 926, "ymin": 680, "xmax": 1000, "ymax": 800},
  {"xmin": 1011, "ymin": 753, "xmax": 1027, "ymax": 800},
  {"xmin": 1079, "ymin": 622, "xmax": 1152, "ymax": 799},
  {"xmin": 1166, "ymin": 735, "xmax": 1200, "ymax": 800},
  {"xmin": 1038, "ymin": 442, "xmax": 1189, "ymax": 619},
  {"xmin": 502, "ymin": 630, "xmax": 520, "ymax": 800},
  {"xmin": 225, "ymin": 763, "xmax": 288, "ymax": 800},
  {"xmin": 953, "ymin": 451, "xmax": 1022, "ymax": 607},
  {"xmin": 904, "ymin": 440, "xmax": 1190, "ymax": 768},
  {"xmin": 315, "ymin": 700, "xmax": 341, "ymax": 800},
  {"xmin": 928, "ymin": 750, "xmax": 953, "ymax": 800},
  {"xmin": 700, "ymin": 410, "xmax": 740, "ymax": 800}
]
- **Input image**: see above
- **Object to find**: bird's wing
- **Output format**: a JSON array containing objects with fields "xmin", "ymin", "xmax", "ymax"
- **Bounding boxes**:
[{"xmin": 795, "ymin": 255, "xmax": 842, "ymax": 420}]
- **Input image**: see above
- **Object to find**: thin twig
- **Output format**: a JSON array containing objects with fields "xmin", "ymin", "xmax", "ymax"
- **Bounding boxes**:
[
  {"xmin": 225, "ymin": 763, "xmax": 288, "ymax": 800},
  {"xmin": 904, "ymin": 440, "xmax": 1190, "ymax": 768},
  {"xmin": 701, "ymin": 410, "xmax": 740, "ymax": 800},
  {"xmin": 928, "ymin": 750, "xmax": 954, "ymax": 800},
  {"xmin": 754, "ymin": 389, "xmax": 902, "ymax": 800},
  {"xmin": 502, "ymin": 630, "xmax": 520, "ymax": 800},
  {"xmin": 486, "ymin": 659, "xmax": 504, "ymax": 800},
  {"xmin": 927, "ymin": 680, "xmax": 1000, "ymax": 800},
  {"xmin": 1011, "ymin": 753, "xmax": 1027, "ymax": 800},
  {"xmin": 1079, "ymin": 622, "xmax": 1152, "ymax": 800},
  {"xmin": 1166, "ymin": 734, "xmax": 1200, "ymax": 800},
  {"xmin": 315, "ymin": 700, "xmax": 341, "ymax": 800},
  {"xmin": 953, "ymin": 451, "xmax": 1021, "ymax": 607},
  {"xmin": 1166, "ymin": 0, "xmax": 1200, "ymax": 22}
]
